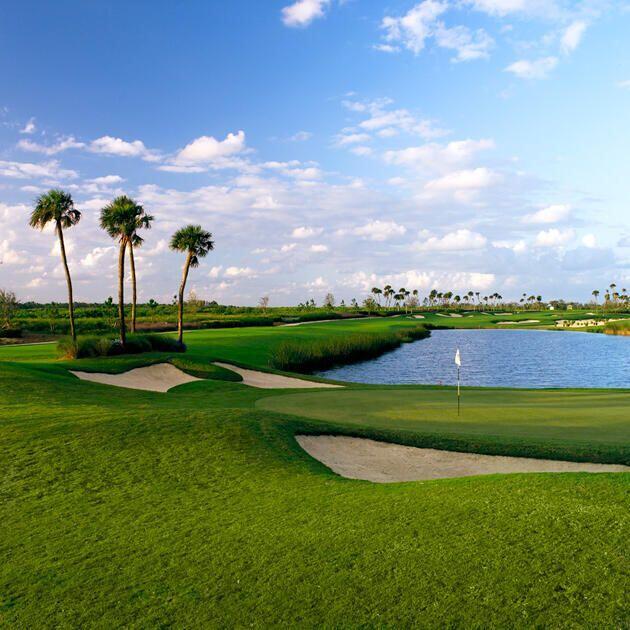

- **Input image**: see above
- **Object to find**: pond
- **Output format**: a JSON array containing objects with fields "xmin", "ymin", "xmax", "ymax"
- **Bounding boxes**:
[{"xmin": 317, "ymin": 329, "xmax": 630, "ymax": 389}]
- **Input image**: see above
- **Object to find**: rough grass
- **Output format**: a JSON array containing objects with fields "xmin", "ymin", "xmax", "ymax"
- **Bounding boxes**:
[{"xmin": 605, "ymin": 319, "xmax": 630, "ymax": 335}]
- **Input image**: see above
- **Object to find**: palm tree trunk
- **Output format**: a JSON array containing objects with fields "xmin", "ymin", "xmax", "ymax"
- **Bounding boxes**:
[
  {"xmin": 56, "ymin": 222, "xmax": 76, "ymax": 341},
  {"xmin": 129, "ymin": 243, "xmax": 137, "ymax": 333},
  {"xmin": 118, "ymin": 240, "xmax": 127, "ymax": 345},
  {"xmin": 177, "ymin": 252, "xmax": 192, "ymax": 345}
]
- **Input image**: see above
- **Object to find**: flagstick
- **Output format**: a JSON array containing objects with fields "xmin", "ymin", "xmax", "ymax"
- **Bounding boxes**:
[{"xmin": 457, "ymin": 365, "xmax": 460, "ymax": 416}]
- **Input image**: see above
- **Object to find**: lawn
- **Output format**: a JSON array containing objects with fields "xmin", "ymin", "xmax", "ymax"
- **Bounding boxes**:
[{"xmin": 1, "ymin": 318, "xmax": 629, "ymax": 627}]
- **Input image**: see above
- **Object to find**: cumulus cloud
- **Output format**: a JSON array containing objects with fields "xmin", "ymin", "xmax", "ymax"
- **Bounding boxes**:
[
  {"xmin": 89, "ymin": 136, "xmax": 161, "ymax": 161},
  {"xmin": 492, "ymin": 239, "xmax": 527, "ymax": 253},
  {"xmin": 282, "ymin": 0, "xmax": 330, "ymax": 27},
  {"xmin": 173, "ymin": 131, "xmax": 246, "ymax": 165},
  {"xmin": 505, "ymin": 57, "xmax": 558, "ymax": 79},
  {"xmin": 351, "ymin": 220, "xmax": 407, "ymax": 241},
  {"xmin": 523, "ymin": 204, "xmax": 570, "ymax": 224},
  {"xmin": 288, "ymin": 130, "xmax": 313, "ymax": 141},
  {"xmin": 534, "ymin": 228, "xmax": 575, "ymax": 247},
  {"xmin": 292, "ymin": 226, "xmax": 323, "ymax": 239},
  {"xmin": 309, "ymin": 244, "xmax": 328, "ymax": 252},
  {"xmin": 414, "ymin": 228, "xmax": 487, "ymax": 251},
  {"xmin": 581, "ymin": 233, "xmax": 597, "ymax": 248},
  {"xmin": 224, "ymin": 266, "xmax": 257, "ymax": 278}
]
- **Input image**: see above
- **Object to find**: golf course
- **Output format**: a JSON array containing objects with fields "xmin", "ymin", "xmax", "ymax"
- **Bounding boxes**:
[{"xmin": 1, "ymin": 316, "xmax": 628, "ymax": 627}]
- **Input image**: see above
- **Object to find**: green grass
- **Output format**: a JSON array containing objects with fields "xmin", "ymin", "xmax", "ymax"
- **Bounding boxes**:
[{"xmin": 1, "ymin": 317, "xmax": 629, "ymax": 627}]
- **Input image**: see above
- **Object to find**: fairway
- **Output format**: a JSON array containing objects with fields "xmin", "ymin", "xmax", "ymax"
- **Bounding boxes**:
[{"xmin": 1, "ymin": 317, "xmax": 629, "ymax": 627}]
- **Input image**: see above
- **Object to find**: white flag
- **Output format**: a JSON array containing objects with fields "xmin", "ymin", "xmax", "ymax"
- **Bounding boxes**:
[{"xmin": 455, "ymin": 348, "xmax": 461, "ymax": 367}]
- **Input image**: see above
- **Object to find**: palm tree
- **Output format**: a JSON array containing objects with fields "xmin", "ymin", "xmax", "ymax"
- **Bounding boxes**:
[
  {"xmin": 29, "ymin": 189, "xmax": 81, "ymax": 340},
  {"xmin": 125, "ymin": 202, "xmax": 153, "ymax": 332},
  {"xmin": 170, "ymin": 225, "xmax": 214, "ymax": 345},
  {"xmin": 100, "ymin": 196, "xmax": 144, "ymax": 345},
  {"xmin": 371, "ymin": 287, "xmax": 382, "ymax": 307},
  {"xmin": 592, "ymin": 289, "xmax": 599, "ymax": 305}
]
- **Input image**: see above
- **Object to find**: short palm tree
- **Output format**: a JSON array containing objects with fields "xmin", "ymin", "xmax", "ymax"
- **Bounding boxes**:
[
  {"xmin": 100, "ymin": 196, "xmax": 148, "ymax": 344},
  {"xmin": 29, "ymin": 189, "xmax": 81, "ymax": 340},
  {"xmin": 170, "ymin": 225, "xmax": 214, "ymax": 344}
]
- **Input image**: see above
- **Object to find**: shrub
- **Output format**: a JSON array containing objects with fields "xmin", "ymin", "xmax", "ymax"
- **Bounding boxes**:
[
  {"xmin": 0, "ymin": 327, "xmax": 22, "ymax": 339},
  {"xmin": 270, "ymin": 326, "xmax": 428, "ymax": 373},
  {"xmin": 57, "ymin": 333, "xmax": 186, "ymax": 359}
]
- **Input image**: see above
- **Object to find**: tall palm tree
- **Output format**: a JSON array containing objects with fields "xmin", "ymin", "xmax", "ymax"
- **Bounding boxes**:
[
  {"xmin": 371, "ymin": 287, "xmax": 382, "ymax": 307},
  {"xmin": 125, "ymin": 203, "xmax": 153, "ymax": 333},
  {"xmin": 170, "ymin": 225, "xmax": 214, "ymax": 345},
  {"xmin": 100, "ymin": 196, "xmax": 143, "ymax": 345},
  {"xmin": 29, "ymin": 189, "xmax": 81, "ymax": 340}
]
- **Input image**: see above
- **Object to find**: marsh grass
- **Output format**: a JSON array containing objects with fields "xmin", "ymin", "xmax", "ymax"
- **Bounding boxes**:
[{"xmin": 270, "ymin": 326, "xmax": 429, "ymax": 372}]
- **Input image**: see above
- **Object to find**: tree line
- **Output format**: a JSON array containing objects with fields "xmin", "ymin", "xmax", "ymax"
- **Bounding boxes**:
[{"xmin": 29, "ymin": 189, "xmax": 213, "ymax": 346}]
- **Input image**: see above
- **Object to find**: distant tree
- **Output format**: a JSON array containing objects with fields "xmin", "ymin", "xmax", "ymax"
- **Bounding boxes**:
[
  {"xmin": 351, "ymin": 298, "xmax": 359, "ymax": 310},
  {"xmin": 259, "ymin": 296, "xmax": 270, "ymax": 311},
  {"xmin": 371, "ymin": 287, "xmax": 382, "ymax": 307},
  {"xmin": 363, "ymin": 296, "xmax": 377, "ymax": 313},
  {"xmin": 324, "ymin": 292, "xmax": 336, "ymax": 309},
  {"xmin": 0, "ymin": 289, "xmax": 18, "ymax": 329},
  {"xmin": 170, "ymin": 225, "xmax": 214, "ymax": 345},
  {"xmin": 147, "ymin": 298, "xmax": 158, "ymax": 323},
  {"xmin": 29, "ymin": 189, "xmax": 81, "ymax": 340}
]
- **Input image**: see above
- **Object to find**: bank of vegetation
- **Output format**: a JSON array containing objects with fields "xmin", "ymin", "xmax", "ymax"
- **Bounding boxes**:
[
  {"xmin": 58, "ymin": 333, "xmax": 185, "ymax": 359},
  {"xmin": 604, "ymin": 319, "xmax": 630, "ymax": 336},
  {"xmin": 270, "ymin": 326, "xmax": 429, "ymax": 373}
]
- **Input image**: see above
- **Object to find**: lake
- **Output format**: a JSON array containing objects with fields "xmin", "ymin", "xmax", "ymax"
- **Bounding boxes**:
[{"xmin": 317, "ymin": 329, "xmax": 630, "ymax": 389}]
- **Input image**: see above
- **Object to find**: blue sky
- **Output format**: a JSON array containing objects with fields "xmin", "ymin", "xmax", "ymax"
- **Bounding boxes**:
[{"xmin": 1, "ymin": 0, "xmax": 628, "ymax": 304}]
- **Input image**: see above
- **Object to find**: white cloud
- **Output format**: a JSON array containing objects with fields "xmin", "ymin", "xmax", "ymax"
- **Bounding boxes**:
[
  {"xmin": 505, "ymin": 57, "xmax": 558, "ymax": 79},
  {"xmin": 0, "ymin": 239, "xmax": 21, "ymax": 264},
  {"xmin": 89, "ymin": 136, "xmax": 161, "ymax": 161},
  {"xmin": 80, "ymin": 246, "xmax": 116, "ymax": 268},
  {"xmin": 335, "ymin": 132, "xmax": 371, "ymax": 146},
  {"xmin": 282, "ymin": 0, "xmax": 330, "ymax": 27},
  {"xmin": 434, "ymin": 24, "xmax": 494, "ymax": 62},
  {"xmin": 468, "ymin": 0, "xmax": 535, "ymax": 16},
  {"xmin": 18, "ymin": 136, "xmax": 85, "ymax": 155},
  {"xmin": 523, "ymin": 204, "xmax": 570, "ymax": 224},
  {"xmin": 288, "ymin": 130, "xmax": 313, "ymax": 141},
  {"xmin": 381, "ymin": 1, "xmax": 448, "ymax": 55},
  {"xmin": 292, "ymin": 226, "xmax": 323, "ymax": 239},
  {"xmin": 224, "ymin": 266, "xmax": 257, "ymax": 278},
  {"xmin": 88, "ymin": 175, "xmax": 124, "ymax": 186},
  {"xmin": 384, "ymin": 138, "xmax": 494, "ymax": 171},
  {"xmin": 492, "ymin": 239, "xmax": 527, "ymax": 253},
  {"xmin": 561, "ymin": 20, "xmax": 587, "ymax": 55},
  {"xmin": 346, "ymin": 269, "xmax": 496, "ymax": 292},
  {"xmin": 617, "ymin": 80, "xmax": 630, "ymax": 89},
  {"xmin": 0, "ymin": 159, "xmax": 78, "ymax": 180},
  {"xmin": 208, "ymin": 265, "xmax": 223, "ymax": 279},
  {"xmin": 534, "ymin": 228, "xmax": 575, "ymax": 247},
  {"xmin": 310, "ymin": 244, "xmax": 329, "ymax": 252},
  {"xmin": 352, "ymin": 220, "xmax": 407, "ymax": 241},
  {"xmin": 373, "ymin": 44, "xmax": 400, "ymax": 53},
  {"xmin": 581, "ymin": 233, "xmax": 597, "ymax": 248},
  {"xmin": 350, "ymin": 146, "xmax": 373, "ymax": 156},
  {"xmin": 414, "ymin": 228, "xmax": 487, "ymax": 251},
  {"xmin": 20, "ymin": 118, "xmax": 36, "ymax": 134},
  {"xmin": 380, "ymin": 1, "xmax": 492, "ymax": 62},
  {"xmin": 174, "ymin": 131, "xmax": 246, "ymax": 164},
  {"xmin": 425, "ymin": 167, "xmax": 500, "ymax": 191}
]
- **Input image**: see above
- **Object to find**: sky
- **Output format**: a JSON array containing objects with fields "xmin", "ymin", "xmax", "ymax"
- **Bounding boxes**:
[{"xmin": 0, "ymin": 0, "xmax": 629, "ymax": 305}]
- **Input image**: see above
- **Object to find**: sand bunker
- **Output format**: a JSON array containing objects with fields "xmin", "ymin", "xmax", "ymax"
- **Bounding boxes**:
[
  {"xmin": 296, "ymin": 435, "xmax": 629, "ymax": 482},
  {"xmin": 412, "ymin": 315, "xmax": 425, "ymax": 319},
  {"xmin": 71, "ymin": 363, "xmax": 201, "ymax": 393},
  {"xmin": 213, "ymin": 362, "xmax": 342, "ymax": 389},
  {"xmin": 496, "ymin": 320, "xmax": 540, "ymax": 325}
]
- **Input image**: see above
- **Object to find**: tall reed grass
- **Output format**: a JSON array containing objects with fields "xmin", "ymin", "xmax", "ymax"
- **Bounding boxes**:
[
  {"xmin": 270, "ymin": 326, "xmax": 429, "ymax": 373},
  {"xmin": 604, "ymin": 319, "xmax": 630, "ymax": 336}
]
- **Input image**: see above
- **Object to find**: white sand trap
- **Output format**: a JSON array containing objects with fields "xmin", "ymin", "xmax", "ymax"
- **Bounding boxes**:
[
  {"xmin": 213, "ymin": 362, "xmax": 342, "ymax": 389},
  {"xmin": 70, "ymin": 363, "xmax": 201, "ymax": 393},
  {"xmin": 412, "ymin": 315, "xmax": 425, "ymax": 319},
  {"xmin": 497, "ymin": 319, "xmax": 540, "ymax": 325},
  {"xmin": 296, "ymin": 435, "xmax": 629, "ymax": 482}
]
